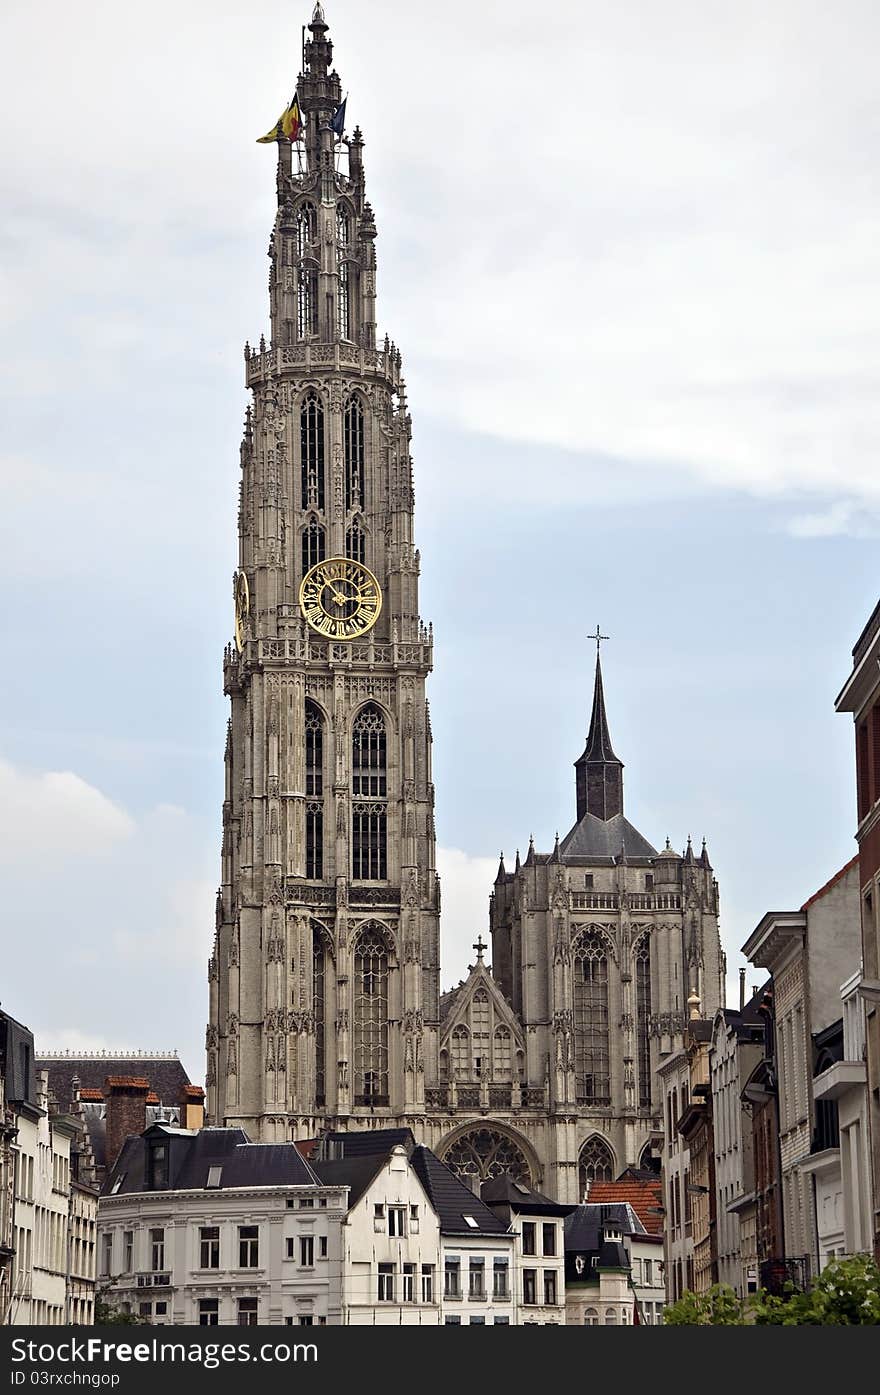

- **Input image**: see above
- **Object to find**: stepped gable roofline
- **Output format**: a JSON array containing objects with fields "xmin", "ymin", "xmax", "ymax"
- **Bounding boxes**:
[
  {"xmin": 559, "ymin": 811, "xmax": 657, "ymax": 862},
  {"xmin": 410, "ymin": 1146, "xmax": 510, "ymax": 1236}
]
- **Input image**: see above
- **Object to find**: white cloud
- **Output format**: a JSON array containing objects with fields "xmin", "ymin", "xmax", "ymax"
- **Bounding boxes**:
[
  {"xmin": 2, "ymin": 756, "xmax": 214, "ymax": 1081},
  {"xmin": 0, "ymin": 758, "xmax": 134, "ymax": 863},
  {"xmin": 2, "ymin": 0, "xmax": 880, "ymax": 537}
]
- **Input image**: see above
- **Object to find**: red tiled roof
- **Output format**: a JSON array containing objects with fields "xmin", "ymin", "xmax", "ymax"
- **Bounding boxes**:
[
  {"xmin": 146, "ymin": 1092, "xmax": 160, "ymax": 1104},
  {"xmin": 79, "ymin": 1089, "xmax": 103, "ymax": 1102},
  {"xmin": 104, "ymin": 1076, "xmax": 150, "ymax": 1091},
  {"xmin": 294, "ymin": 1138, "xmax": 319, "ymax": 1160},
  {"xmin": 182, "ymin": 1085, "xmax": 205, "ymax": 1099},
  {"xmin": 588, "ymin": 1179, "xmax": 664, "ymax": 1235},
  {"xmin": 800, "ymin": 854, "xmax": 859, "ymax": 912}
]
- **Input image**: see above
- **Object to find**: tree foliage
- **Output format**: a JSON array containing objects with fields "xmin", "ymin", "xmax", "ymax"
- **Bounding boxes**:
[{"xmin": 663, "ymin": 1256, "xmax": 880, "ymax": 1326}]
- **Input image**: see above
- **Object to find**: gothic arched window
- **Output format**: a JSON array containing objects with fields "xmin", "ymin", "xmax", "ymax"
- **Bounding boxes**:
[
  {"xmin": 352, "ymin": 705, "xmax": 387, "ymax": 880},
  {"xmin": 493, "ymin": 1027, "xmax": 512, "ymax": 1081},
  {"xmin": 441, "ymin": 1128, "xmax": 532, "ymax": 1185},
  {"xmin": 302, "ymin": 517, "xmax": 326, "ymax": 576},
  {"xmin": 338, "ymin": 260, "xmax": 351, "ymax": 341},
  {"xmin": 451, "ymin": 1026, "xmax": 469, "ymax": 1081},
  {"xmin": 471, "ymin": 990, "xmax": 490, "ymax": 1079},
  {"xmin": 336, "ymin": 203, "xmax": 351, "ymax": 248},
  {"xmin": 345, "ymin": 519, "xmax": 365, "ymax": 564},
  {"xmin": 297, "ymin": 264, "xmax": 318, "ymax": 338},
  {"xmin": 578, "ymin": 1136, "xmax": 614, "ymax": 1198},
  {"xmin": 305, "ymin": 701, "xmax": 324, "ymax": 880},
  {"xmin": 296, "ymin": 201, "xmax": 317, "ymax": 258},
  {"xmin": 573, "ymin": 931, "xmax": 610, "ymax": 1105},
  {"xmin": 313, "ymin": 925, "xmax": 326, "ymax": 1106},
  {"xmin": 353, "ymin": 925, "xmax": 389, "ymax": 1105},
  {"xmin": 634, "ymin": 936, "xmax": 652, "ymax": 1110},
  {"xmin": 300, "ymin": 391, "xmax": 325, "ymax": 511},
  {"xmin": 344, "ymin": 395, "xmax": 365, "ymax": 512}
]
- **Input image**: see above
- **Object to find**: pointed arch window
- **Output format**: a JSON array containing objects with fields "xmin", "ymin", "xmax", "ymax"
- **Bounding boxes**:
[
  {"xmin": 353, "ymin": 925, "xmax": 389, "ymax": 1105},
  {"xmin": 635, "ymin": 936, "xmax": 652, "ymax": 1110},
  {"xmin": 345, "ymin": 519, "xmax": 365, "ymax": 564},
  {"xmin": 296, "ymin": 202, "xmax": 317, "ymax": 259},
  {"xmin": 305, "ymin": 701, "xmax": 324, "ymax": 880},
  {"xmin": 352, "ymin": 705, "xmax": 387, "ymax": 881},
  {"xmin": 302, "ymin": 517, "xmax": 326, "ymax": 576},
  {"xmin": 573, "ymin": 931, "xmax": 610, "ymax": 1105},
  {"xmin": 493, "ymin": 1027, "xmax": 512, "ymax": 1081},
  {"xmin": 578, "ymin": 1136, "xmax": 614, "ymax": 1198},
  {"xmin": 338, "ymin": 261, "xmax": 351, "ymax": 341},
  {"xmin": 336, "ymin": 203, "xmax": 351, "ymax": 249},
  {"xmin": 471, "ymin": 990, "xmax": 490, "ymax": 1079},
  {"xmin": 297, "ymin": 265, "xmax": 318, "ymax": 338},
  {"xmin": 300, "ymin": 392, "xmax": 325, "ymax": 511},
  {"xmin": 441, "ymin": 1128, "xmax": 532, "ymax": 1185},
  {"xmin": 344, "ymin": 395, "xmax": 365, "ymax": 512},
  {"xmin": 313, "ymin": 925, "xmax": 326, "ymax": 1107},
  {"xmin": 450, "ymin": 1026, "xmax": 469, "ymax": 1081}
]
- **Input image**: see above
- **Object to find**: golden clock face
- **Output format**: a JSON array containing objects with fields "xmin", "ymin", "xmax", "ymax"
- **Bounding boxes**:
[
  {"xmin": 299, "ymin": 557, "xmax": 382, "ymax": 641},
  {"xmin": 234, "ymin": 571, "xmax": 250, "ymax": 653}
]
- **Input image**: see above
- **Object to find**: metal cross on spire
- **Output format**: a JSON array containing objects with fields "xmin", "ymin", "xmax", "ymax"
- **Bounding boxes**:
[
  {"xmin": 589, "ymin": 625, "xmax": 609, "ymax": 656},
  {"xmin": 473, "ymin": 934, "xmax": 487, "ymax": 963}
]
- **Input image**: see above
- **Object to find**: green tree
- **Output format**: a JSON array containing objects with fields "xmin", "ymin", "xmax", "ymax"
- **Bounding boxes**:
[
  {"xmin": 753, "ymin": 1255, "xmax": 880, "ymax": 1326},
  {"xmin": 663, "ymin": 1283, "xmax": 746, "ymax": 1325}
]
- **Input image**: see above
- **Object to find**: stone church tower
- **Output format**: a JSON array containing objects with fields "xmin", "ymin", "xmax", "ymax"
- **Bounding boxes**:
[
  {"xmin": 207, "ymin": 7, "xmax": 726, "ymax": 1204},
  {"xmin": 207, "ymin": 5, "xmax": 441, "ymax": 1140}
]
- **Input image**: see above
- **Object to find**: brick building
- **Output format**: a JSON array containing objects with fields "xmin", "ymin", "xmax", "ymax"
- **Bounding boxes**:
[{"xmin": 836, "ymin": 597, "xmax": 880, "ymax": 1261}]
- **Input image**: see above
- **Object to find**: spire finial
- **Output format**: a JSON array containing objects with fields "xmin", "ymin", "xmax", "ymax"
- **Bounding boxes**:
[
  {"xmin": 473, "ymin": 934, "xmax": 487, "ymax": 964},
  {"xmin": 575, "ymin": 631, "xmax": 623, "ymax": 822},
  {"xmin": 589, "ymin": 623, "xmax": 610, "ymax": 656}
]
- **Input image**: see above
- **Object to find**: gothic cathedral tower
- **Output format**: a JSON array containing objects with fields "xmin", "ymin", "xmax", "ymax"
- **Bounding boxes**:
[{"xmin": 207, "ymin": 6, "xmax": 440, "ymax": 1139}]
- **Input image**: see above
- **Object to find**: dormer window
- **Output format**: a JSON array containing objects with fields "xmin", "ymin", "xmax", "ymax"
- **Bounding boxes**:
[
  {"xmin": 206, "ymin": 1165, "xmax": 222, "ymax": 1189},
  {"xmin": 148, "ymin": 1140, "xmax": 168, "ymax": 1190}
]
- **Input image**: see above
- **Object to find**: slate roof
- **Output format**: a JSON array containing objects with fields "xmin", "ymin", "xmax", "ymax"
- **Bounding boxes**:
[
  {"xmin": 586, "ymin": 1180, "xmax": 663, "ymax": 1236},
  {"xmin": 310, "ymin": 1155, "xmax": 388, "ymax": 1209},
  {"xmin": 322, "ymin": 1128, "xmax": 415, "ymax": 1158},
  {"xmin": 104, "ymin": 1125, "xmax": 320, "ymax": 1196},
  {"xmin": 559, "ymin": 811, "xmax": 657, "ymax": 862},
  {"xmin": 440, "ymin": 985, "xmax": 464, "ymax": 1022},
  {"xmin": 410, "ymin": 1146, "xmax": 509, "ymax": 1236},
  {"xmin": 38, "ymin": 1055, "xmax": 191, "ymax": 1111},
  {"xmin": 579, "ymin": 654, "xmax": 620, "ymax": 765},
  {"xmin": 565, "ymin": 1202, "xmax": 646, "ymax": 1252},
  {"xmin": 481, "ymin": 1174, "xmax": 574, "ymax": 1219}
]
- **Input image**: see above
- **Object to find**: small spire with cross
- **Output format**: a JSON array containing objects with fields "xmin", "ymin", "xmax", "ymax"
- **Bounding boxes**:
[
  {"xmin": 589, "ymin": 624, "xmax": 609, "ymax": 656},
  {"xmin": 473, "ymin": 934, "xmax": 487, "ymax": 964}
]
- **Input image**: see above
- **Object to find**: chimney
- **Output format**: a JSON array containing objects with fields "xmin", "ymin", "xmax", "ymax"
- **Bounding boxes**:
[
  {"xmin": 103, "ymin": 1076, "xmax": 149, "ymax": 1170},
  {"xmin": 739, "ymin": 968, "xmax": 746, "ymax": 1011},
  {"xmin": 180, "ymin": 1084, "xmax": 206, "ymax": 1131}
]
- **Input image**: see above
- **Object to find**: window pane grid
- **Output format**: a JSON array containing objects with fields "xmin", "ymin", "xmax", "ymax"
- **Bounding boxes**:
[{"xmin": 573, "ymin": 932, "xmax": 610, "ymax": 1105}]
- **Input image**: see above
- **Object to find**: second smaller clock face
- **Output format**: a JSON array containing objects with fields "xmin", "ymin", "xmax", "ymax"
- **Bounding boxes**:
[
  {"xmin": 234, "ymin": 571, "xmax": 250, "ymax": 653},
  {"xmin": 299, "ymin": 557, "xmax": 382, "ymax": 641}
]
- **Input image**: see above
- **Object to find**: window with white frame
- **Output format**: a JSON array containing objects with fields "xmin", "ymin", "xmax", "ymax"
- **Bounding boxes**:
[{"xmin": 377, "ymin": 1263, "xmax": 394, "ymax": 1302}]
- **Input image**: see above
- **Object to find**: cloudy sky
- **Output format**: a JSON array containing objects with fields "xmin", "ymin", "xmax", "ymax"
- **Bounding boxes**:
[{"xmin": 2, "ymin": 0, "xmax": 878, "ymax": 1083}]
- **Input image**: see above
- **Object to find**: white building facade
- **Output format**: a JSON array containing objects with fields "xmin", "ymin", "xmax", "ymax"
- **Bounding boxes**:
[{"xmin": 99, "ymin": 1124, "xmax": 347, "ymax": 1325}]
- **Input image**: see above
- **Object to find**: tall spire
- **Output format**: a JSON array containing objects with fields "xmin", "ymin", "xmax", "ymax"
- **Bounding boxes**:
[{"xmin": 574, "ymin": 652, "xmax": 624, "ymax": 822}]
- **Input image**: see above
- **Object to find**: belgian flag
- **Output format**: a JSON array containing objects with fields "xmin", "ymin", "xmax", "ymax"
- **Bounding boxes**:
[{"xmin": 257, "ymin": 93, "xmax": 303, "ymax": 144}]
